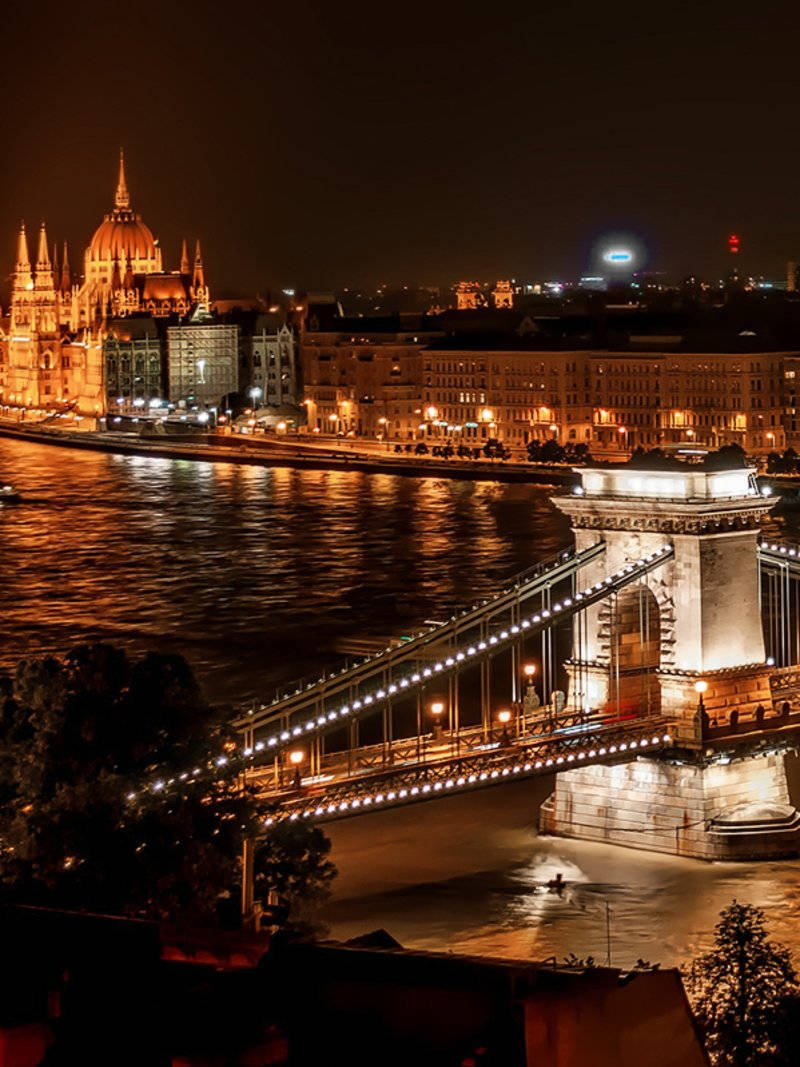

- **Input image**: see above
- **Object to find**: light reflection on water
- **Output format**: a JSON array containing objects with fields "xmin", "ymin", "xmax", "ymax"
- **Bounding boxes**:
[
  {"xmin": 0, "ymin": 439, "xmax": 569, "ymax": 703},
  {"xmin": 5, "ymin": 438, "xmax": 800, "ymax": 966}
]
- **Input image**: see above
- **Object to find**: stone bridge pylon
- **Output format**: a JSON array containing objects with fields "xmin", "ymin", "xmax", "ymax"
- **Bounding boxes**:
[{"xmin": 540, "ymin": 457, "xmax": 800, "ymax": 859}]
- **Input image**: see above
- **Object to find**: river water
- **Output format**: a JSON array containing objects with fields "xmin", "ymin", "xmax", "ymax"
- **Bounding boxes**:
[{"xmin": 2, "ymin": 436, "xmax": 800, "ymax": 968}]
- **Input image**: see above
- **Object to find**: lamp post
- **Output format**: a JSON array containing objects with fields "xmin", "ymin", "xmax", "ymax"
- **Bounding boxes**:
[
  {"xmin": 522, "ymin": 662, "xmax": 538, "ymax": 732},
  {"xmin": 430, "ymin": 700, "xmax": 445, "ymax": 747},
  {"xmin": 497, "ymin": 708, "xmax": 512, "ymax": 746},
  {"xmin": 289, "ymin": 748, "xmax": 305, "ymax": 790},
  {"xmin": 249, "ymin": 386, "xmax": 263, "ymax": 411},
  {"xmin": 694, "ymin": 680, "xmax": 708, "ymax": 743}
]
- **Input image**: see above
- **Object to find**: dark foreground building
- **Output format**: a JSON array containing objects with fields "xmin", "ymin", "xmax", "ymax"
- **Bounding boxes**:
[{"xmin": 0, "ymin": 906, "xmax": 706, "ymax": 1066}]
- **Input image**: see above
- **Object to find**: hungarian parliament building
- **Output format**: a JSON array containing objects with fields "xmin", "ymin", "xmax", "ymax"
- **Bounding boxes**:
[{"xmin": 0, "ymin": 153, "xmax": 226, "ymax": 417}]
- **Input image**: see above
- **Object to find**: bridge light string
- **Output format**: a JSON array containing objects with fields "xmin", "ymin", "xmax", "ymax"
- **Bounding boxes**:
[
  {"xmin": 264, "ymin": 731, "xmax": 675, "ymax": 826},
  {"xmin": 126, "ymin": 545, "xmax": 674, "ymax": 803},
  {"xmin": 257, "ymin": 548, "xmax": 584, "ymax": 706}
]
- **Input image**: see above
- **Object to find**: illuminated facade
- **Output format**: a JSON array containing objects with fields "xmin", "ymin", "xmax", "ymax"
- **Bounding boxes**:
[
  {"xmin": 492, "ymin": 280, "xmax": 513, "ymax": 308},
  {"xmin": 421, "ymin": 344, "xmax": 791, "ymax": 455},
  {"xmin": 0, "ymin": 152, "xmax": 209, "ymax": 418},
  {"xmin": 300, "ymin": 321, "xmax": 441, "ymax": 438},
  {"xmin": 76, "ymin": 153, "xmax": 209, "ymax": 326},
  {"xmin": 0, "ymin": 223, "xmax": 104, "ymax": 414}
]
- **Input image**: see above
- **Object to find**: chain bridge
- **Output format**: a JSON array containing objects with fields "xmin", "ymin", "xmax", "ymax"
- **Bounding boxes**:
[{"xmin": 221, "ymin": 456, "xmax": 800, "ymax": 865}]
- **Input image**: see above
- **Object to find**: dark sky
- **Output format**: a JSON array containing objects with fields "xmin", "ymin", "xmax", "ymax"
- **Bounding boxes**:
[{"xmin": 2, "ymin": 0, "xmax": 800, "ymax": 294}]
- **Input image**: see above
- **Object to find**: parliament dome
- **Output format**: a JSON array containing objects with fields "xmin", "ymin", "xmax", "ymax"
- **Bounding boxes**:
[
  {"xmin": 84, "ymin": 152, "xmax": 162, "ymax": 283},
  {"xmin": 88, "ymin": 213, "xmax": 158, "ymax": 263}
]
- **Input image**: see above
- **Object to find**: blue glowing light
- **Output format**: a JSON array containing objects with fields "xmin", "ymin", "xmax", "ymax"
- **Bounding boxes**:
[{"xmin": 603, "ymin": 249, "xmax": 633, "ymax": 264}]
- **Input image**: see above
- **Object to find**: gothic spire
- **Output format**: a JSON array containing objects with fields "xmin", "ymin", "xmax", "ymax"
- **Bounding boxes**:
[
  {"xmin": 60, "ymin": 241, "xmax": 71, "ymax": 292},
  {"xmin": 16, "ymin": 221, "xmax": 30, "ymax": 274},
  {"xmin": 115, "ymin": 148, "xmax": 130, "ymax": 209},
  {"xmin": 36, "ymin": 221, "xmax": 51, "ymax": 272},
  {"xmin": 180, "ymin": 238, "xmax": 189, "ymax": 274},
  {"xmin": 13, "ymin": 221, "xmax": 32, "ymax": 294},
  {"xmin": 193, "ymin": 239, "xmax": 205, "ymax": 289},
  {"xmin": 111, "ymin": 254, "xmax": 122, "ymax": 290}
]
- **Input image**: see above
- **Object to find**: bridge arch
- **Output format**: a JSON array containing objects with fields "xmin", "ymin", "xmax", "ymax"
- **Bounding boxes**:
[{"xmin": 606, "ymin": 582, "xmax": 663, "ymax": 715}]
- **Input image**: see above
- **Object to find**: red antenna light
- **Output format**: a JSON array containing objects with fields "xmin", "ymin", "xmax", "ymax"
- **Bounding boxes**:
[{"xmin": 728, "ymin": 234, "xmax": 740, "ymax": 254}]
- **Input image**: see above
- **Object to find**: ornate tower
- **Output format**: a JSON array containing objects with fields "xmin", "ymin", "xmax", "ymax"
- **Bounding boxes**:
[
  {"xmin": 492, "ymin": 280, "xmax": 513, "ymax": 308},
  {"xmin": 455, "ymin": 281, "xmax": 483, "ymax": 310},
  {"xmin": 191, "ymin": 239, "xmax": 209, "ymax": 305},
  {"xmin": 83, "ymin": 150, "xmax": 162, "ymax": 290}
]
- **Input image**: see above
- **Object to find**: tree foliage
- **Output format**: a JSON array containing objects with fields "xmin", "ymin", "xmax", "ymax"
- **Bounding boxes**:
[
  {"xmin": 255, "ymin": 819, "xmax": 337, "ymax": 937},
  {"xmin": 0, "ymin": 643, "xmax": 336, "ymax": 929},
  {"xmin": 685, "ymin": 901, "xmax": 798, "ymax": 1067}
]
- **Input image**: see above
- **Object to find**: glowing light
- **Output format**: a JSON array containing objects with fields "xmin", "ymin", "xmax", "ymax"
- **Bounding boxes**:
[{"xmin": 603, "ymin": 248, "xmax": 633, "ymax": 264}]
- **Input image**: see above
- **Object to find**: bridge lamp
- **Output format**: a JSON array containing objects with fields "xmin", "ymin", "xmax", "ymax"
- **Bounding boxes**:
[
  {"xmin": 523, "ymin": 663, "xmax": 537, "ymax": 678},
  {"xmin": 497, "ymin": 708, "xmax": 513, "ymax": 746},
  {"xmin": 289, "ymin": 748, "xmax": 305, "ymax": 789},
  {"xmin": 430, "ymin": 700, "xmax": 445, "ymax": 718},
  {"xmin": 694, "ymin": 680, "xmax": 708, "ymax": 715}
]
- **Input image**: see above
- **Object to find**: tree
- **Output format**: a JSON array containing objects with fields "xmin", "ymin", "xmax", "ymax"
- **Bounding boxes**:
[
  {"xmin": 685, "ymin": 900, "xmax": 798, "ymax": 1066},
  {"xmin": 254, "ymin": 819, "xmax": 337, "ymax": 937},
  {"xmin": 0, "ymin": 643, "xmax": 336, "ymax": 926}
]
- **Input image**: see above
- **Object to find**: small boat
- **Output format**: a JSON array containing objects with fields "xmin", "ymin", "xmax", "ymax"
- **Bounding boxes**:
[
  {"xmin": 547, "ymin": 872, "xmax": 567, "ymax": 893},
  {"xmin": 0, "ymin": 484, "xmax": 21, "ymax": 504}
]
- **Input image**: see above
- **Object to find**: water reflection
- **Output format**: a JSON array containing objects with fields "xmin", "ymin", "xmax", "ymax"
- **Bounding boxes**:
[{"xmin": 0, "ymin": 439, "xmax": 570, "ymax": 703}]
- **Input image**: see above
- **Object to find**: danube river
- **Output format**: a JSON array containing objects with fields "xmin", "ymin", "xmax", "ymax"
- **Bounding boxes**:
[{"xmin": 3, "ymin": 436, "xmax": 800, "ymax": 968}]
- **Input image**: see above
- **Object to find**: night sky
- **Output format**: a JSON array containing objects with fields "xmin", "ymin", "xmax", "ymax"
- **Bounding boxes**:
[{"xmin": 2, "ymin": 0, "xmax": 799, "ymax": 294}]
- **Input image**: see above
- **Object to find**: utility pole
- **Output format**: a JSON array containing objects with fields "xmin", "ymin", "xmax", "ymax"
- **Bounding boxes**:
[{"xmin": 606, "ymin": 900, "xmax": 612, "ymax": 966}]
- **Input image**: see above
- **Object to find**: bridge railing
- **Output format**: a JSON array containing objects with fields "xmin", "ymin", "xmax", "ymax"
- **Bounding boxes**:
[
  {"xmin": 234, "ymin": 541, "xmax": 607, "ymax": 731},
  {"xmin": 264, "ymin": 718, "xmax": 677, "ymax": 825},
  {"xmin": 252, "ymin": 704, "xmax": 666, "ymax": 796}
]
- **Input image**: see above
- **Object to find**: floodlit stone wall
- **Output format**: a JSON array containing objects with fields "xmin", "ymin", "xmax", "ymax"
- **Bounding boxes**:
[{"xmin": 540, "ymin": 754, "xmax": 794, "ymax": 860}]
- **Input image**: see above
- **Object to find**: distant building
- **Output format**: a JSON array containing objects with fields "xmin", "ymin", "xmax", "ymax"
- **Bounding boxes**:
[
  {"xmin": 0, "ymin": 222, "xmax": 105, "ymax": 415},
  {"xmin": 422, "ymin": 333, "xmax": 790, "ymax": 455},
  {"xmin": 300, "ymin": 317, "xmax": 442, "ymax": 438},
  {"xmin": 455, "ymin": 281, "xmax": 485, "ymax": 310},
  {"xmin": 492, "ymin": 280, "xmax": 514, "ymax": 308},
  {"xmin": 0, "ymin": 152, "xmax": 209, "ymax": 419},
  {"xmin": 104, "ymin": 316, "xmax": 163, "ymax": 408},
  {"xmin": 167, "ymin": 311, "xmax": 239, "ymax": 407},
  {"xmin": 251, "ymin": 315, "xmax": 298, "ymax": 407}
]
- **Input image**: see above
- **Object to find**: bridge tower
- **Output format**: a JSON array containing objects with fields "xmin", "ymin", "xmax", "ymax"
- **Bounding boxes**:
[{"xmin": 540, "ymin": 457, "xmax": 799, "ymax": 859}]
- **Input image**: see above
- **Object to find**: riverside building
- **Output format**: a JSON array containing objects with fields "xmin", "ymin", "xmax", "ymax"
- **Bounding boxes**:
[
  {"xmin": 0, "ymin": 152, "xmax": 210, "ymax": 419},
  {"xmin": 300, "ymin": 316, "xmax": 442, "ymax": 439},
  {"xmin": 420, "ymin": 335, "xmax": 791, "ymax": 456}
]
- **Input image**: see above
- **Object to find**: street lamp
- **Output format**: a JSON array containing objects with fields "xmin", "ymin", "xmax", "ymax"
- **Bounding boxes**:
[
  {"xmin": 497, "ymin": 708, "xmax": 512, "ymax": 745},
  {"xmin": 694, "ymin": 680, "xmax": 708, "ymax": 739},
  {"xmin": 249, "ymin": 386, "xmax": 263, "ymax": 409},
  {"xmin": 289, "ymin": 748, "xmax": 305, "ymax": 789},
  {"xmin": 430, "ymin": 700, "xmax": 445, "ymax": 742}
]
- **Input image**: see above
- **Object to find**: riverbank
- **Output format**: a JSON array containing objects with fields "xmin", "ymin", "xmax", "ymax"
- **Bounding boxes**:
[{"xmin": 0, "ymin": 420, "xmax": 575, "ymax": 485}]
